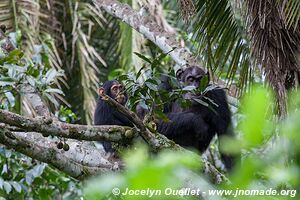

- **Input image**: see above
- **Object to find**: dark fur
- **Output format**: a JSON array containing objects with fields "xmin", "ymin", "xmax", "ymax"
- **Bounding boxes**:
[
  {"xmin": 157, "ymin": 66, "xmax": 234, "ymax": 169},
  {"xmin": 94, "ymin": 80, "xmax": 133, "ymax": 152}
]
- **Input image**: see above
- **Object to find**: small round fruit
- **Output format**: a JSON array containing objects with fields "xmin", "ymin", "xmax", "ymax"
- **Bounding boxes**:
[
  {"xmin": 57, "ymin": 142, "xmax": 63, "ymax": 149},
  {"xmin": 63, "ymin": 143, "xmax": 70, "ymax": 151}
]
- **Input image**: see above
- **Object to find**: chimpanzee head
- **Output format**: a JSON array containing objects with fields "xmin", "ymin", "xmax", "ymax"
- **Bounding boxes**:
[
  {"xmin": 176, "ymin": 65, "xmax": 208, "ymax": 100},
  {"xmin": 98, "ymin": 80, "xmax": 127, "ymax": 105},
  {"xmin": 176, "ymin": 65, "xmax": 208, "ymax": 88}
]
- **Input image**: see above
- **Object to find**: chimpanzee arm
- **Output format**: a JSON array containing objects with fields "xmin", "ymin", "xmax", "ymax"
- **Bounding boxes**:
[
  {"xmin": 136, "ymin": 104, "xmax": 149, "ymax": 120},
  {"xmin": 204, "ymin": 88, "xmax": 231, "ymax": 135},
  {"xmin": 205, "ymin": 88, "xmax": 236, "ymax": 170}
]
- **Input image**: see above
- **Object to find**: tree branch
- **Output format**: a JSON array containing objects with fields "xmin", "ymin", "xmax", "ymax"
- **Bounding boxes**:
[
  {"xmin": 99, "ymin": 93, "xmax": 183, "ymax": 151},
  {"xmin": 19, "ymin": 84, "xmax": 52, "ymax": 117},
  {"xmin": 99, "ymin": 93, "xmax": 229, "ymax": 183},
  {"xmin": 0, "ymin": 109, "xmax": 136, "ymax": 143},
  {"xmin": 93, "ymin": 0, "xmax": 197, "ymax": 68},
  {"xmin": 0, "ymin": 127, "xmax": 121, "ymax": 179}
]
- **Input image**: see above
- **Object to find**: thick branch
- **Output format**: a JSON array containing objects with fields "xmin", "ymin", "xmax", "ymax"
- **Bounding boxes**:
[
  {"xmin": 100, "ymin": 93, "xmax": 183, "ymax": 151},
  {"xmin": 0, "ymin": 109, "xmax": 136, "ymax": 142},
  {"xmin": 93, "ymin": 0, "xmax": 197, "ymax": 68},
  {"xmin": 19, "ymin": 84, "xmax": 52, "ymax": 117},
  {"xmin": 0, "ymin": 127, "xmax": 120, "ymax": 179}
]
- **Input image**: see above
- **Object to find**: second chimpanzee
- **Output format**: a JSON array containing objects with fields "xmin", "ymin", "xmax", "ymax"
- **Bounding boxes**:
[
  {"xmin": 94, "ymin": 80, "xmax": 133, "ymax": 153},
  {"xmin": 157, "ymin": 65, "xmax": 234, "ymax": 169}
]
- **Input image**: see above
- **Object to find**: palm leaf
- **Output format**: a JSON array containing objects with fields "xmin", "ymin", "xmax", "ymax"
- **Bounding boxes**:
[
  {"xmin": 246, "ymin": 0, "xmax": 300, "ymax": 115},
  {"xmin": 191, "ymin": 0, "xmax": 252, "ymax": 96},
  {"xmin": 283, "ymin": 0, "xmax": 300, "ymax": 30}
]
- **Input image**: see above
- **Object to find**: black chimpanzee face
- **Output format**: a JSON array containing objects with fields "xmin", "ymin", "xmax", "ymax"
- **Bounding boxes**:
[
  {"xmin": 110, "ymin": 83, "xmax": 126, "ymax": 105},
  {"xmin": 176, "ymin": 66, "xmax": 207, "ymax": 88},
  {"xmin": 176, "ymin": 66, "xmax": 208, "ymax": 100},
  {"xmin": 99, "ymin": 80, "xmax": 127, "ymax": 105}
]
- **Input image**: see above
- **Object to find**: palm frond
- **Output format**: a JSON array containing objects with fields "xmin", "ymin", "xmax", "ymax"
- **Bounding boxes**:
[
  {"xmin": 0, "ymin": 0, "xmax": 15, "ymax": 31},
  {"xmin": 246, "ymin": 0, "xmax": 300, "ymax": 116},
  {"xmin": 192, "ymin": 0, "xmax": 252, "ymax": 96},
  {"xmin": 67, "ymin": 1, "xmax": 108, "ymax": 124},
  {"xmin": 282, "ymin": 0, "xmax": 300, "ymax": 30},
  {"xmin": 118, "ymin": 15, "xmax": 133, "ymax": 70}
]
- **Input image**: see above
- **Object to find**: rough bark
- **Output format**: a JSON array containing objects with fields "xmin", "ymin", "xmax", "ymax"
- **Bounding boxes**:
[
  {"xmin": 93, "ymin": 0, "xmax": 197, "ymax": 69},
  {"xmin": 19, "ymin": 84, "xmax": 52, "ymax": 117},
  {"xmin": 0, "ymin": 128, "xmax": 120, "ymax": 180},
  {"xmin": 0, "ymin": 109, "xmax": 136, "ymax": 142},
  {"xmin": 99, "ymin": 92, "xmax": 183, "ymax": 151}
]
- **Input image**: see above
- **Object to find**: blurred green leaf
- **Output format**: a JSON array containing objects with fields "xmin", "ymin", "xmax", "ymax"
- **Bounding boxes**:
[
  {"xmin": 84, "ymin": 145, "xmax": 201, "ymax": 200},
  {"xmin": 238, "ymin": 87, "xmax": 273, "ymax": 147},
  {"xmin": 134, "ymin": 52, "xmax": 152, "ymax": 64}
]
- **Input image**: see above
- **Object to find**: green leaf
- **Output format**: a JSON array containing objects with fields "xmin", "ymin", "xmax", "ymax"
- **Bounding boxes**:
[
  {"xmin": 7, "ymin": 49, "xmax": 23, "ymax": 59},
  {"xmin": 136, "ymin": 65, "xmax": 147, "ymax": 79},
  {"xmin": 44, "ymin": 69, "xmax": 57, "ymax": 84},
  {"xmin": 199, "ymin": 75, "xmax": 209, "ymax": 91},
  {"xmin": 2, "ymin": 49, "xmax": 24, "ymax": 64},
  {"xmin": 0, "ymin": 77, "xmax": 15, "ymax": 86},
  {"xmin": 134, "ymin": 52, "xmax": 152, "ymax": 64},
  {"xmin": 3, "ymin": 181, "xmax": 11, "ymax": 194},
  {"xmin": 10, "ymin": 182, "xmax": 22, "ymax": 193},
  {"xmin": 26, "ymin": 64, "xmax": 40, "ymax": 77},
  {"xmin": 4, "ymin": 92, "xmax": 15, "ymax": 107},
  {"xmin": 155, "ymin": 110, "xmax": 170, "ymax": 122},
  {"xmin": 118, "ymin": 74, "xmax": 129, "ymax": 81},
  {"xmin": 145, "ymin": 82, "xmax": 158, "ymax": 91},
  {"xmin": 44, "ymin": 88, "xmax": 64, "ymax": 95},
  {"xmin": 1, "ymin": 64, "xmax": 26, "ymax": 72},
  {"xmin": 238, "ymin": 87, "xmax": 273, "ymax": 147},
  {"xmin": 108, "ymin": 68, "xmax": 125, "ymax": 80}
]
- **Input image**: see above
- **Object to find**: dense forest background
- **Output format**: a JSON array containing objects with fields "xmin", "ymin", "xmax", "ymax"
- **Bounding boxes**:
[{"xmin": 0, "ymin": 0, "xmax": 300, "ymax": 199}]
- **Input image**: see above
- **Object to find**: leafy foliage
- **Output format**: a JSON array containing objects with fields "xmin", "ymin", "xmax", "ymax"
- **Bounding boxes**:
[
  {"xmin": 117, "ymin": 51, "xmax": 211, "ymax": 121},
  {"xmin": 84, "ymin": 145, "xmax": 201, "ymax": 200},
  {"xmin": 0, "ymin": 147, "xmax": 82, "ymax": 199},
  {"xmin": 0, "ymin": 44, "xmax": 65, "ymax": 112},
  {"xmin": 55, "ymin": 106, "xmax": 78, "ymax": 123},
  {"xmin": 0, "ymin": 34, "xmax": 81, "ymax": 199}
]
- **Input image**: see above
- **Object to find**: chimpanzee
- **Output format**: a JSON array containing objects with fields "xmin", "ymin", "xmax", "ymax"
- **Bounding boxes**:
[
  {"xmin": 157, "ymin": 65, "xmax": 234, "ymax": 169},
  {"xmin": 94, "ymin": 80, "xmax": 133, "ymax": 153}
]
